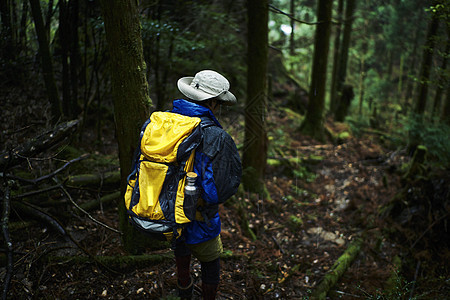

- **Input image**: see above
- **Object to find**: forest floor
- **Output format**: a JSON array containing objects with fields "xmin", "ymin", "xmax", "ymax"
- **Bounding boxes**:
[{"xmin": 1, "ymin": 83, "xmax": 449, "ymax": 299}]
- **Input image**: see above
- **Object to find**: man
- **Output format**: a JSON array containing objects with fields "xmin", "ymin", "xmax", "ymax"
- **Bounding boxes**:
[{"xmin": 173, "ymin": 70, "xmax": 242, "ymax": 299}]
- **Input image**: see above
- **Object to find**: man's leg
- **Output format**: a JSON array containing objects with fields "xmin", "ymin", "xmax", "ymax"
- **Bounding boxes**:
[
  {"xmin": 188, "ymin": 235, "xmax": 223, "ymax": 299},
  {"xmin": 201, "ymin": 257, "xmax": 220, "ymax": 300},
  {"xmin": 175, "ymin": 240, "xmax": 193, "ymax": 299}
]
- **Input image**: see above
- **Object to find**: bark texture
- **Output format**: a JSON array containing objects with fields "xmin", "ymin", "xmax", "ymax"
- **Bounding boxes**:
[
  {"xmin": 99, "ymin": 0, "xmax": 152, "ymax": 253},
  {"xmin": 243, "ymin": 0, "xmax": 269, "ymax": 193},
  {"xmin": 300, "ymin": 0, "xmax": 333, "ymax": 141}
]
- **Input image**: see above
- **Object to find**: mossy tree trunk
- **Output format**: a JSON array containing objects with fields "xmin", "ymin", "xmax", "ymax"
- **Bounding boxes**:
[
  {"xmin": 299, "ymin": 0, "xmax": 332, "ymax": 142},
  {"xmin": 99, "ymin": 0, "xmax": 152, "ymax": 253},
  {"xmin": 243, "ymin": 0, "xmax": 268, "ymax": 194}
]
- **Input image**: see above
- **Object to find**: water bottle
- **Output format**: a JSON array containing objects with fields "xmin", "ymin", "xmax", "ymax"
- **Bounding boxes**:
[{"xmin": 184, "ymin": 172, "xmax": 198, "ymax": 220}]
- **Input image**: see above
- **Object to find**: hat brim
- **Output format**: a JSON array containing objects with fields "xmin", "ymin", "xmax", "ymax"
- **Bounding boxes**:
[{"xmin": 177, "ymin": 77, "xmax": 237, "ymax": 105}]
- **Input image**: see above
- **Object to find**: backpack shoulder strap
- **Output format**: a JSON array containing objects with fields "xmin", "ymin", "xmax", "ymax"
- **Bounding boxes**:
[{"xmin": 199, "ymin": 116, "xmax": 218, "ymax": 129}]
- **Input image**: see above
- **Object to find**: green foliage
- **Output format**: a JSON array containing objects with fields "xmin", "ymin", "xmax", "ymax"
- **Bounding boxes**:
[
  {"xmin": 293, "ymin": 165, "xmax": 317, "ymax": 183},
  {"xmin": 399, "ymin": 115, "xmax": 450, "ymax": 167},
  {"xmin": 346, "ymin": 115, "xmax": 371, "ymax": 136},
  {"xmin": 288, "ymin": 214, "xmax": 303, "ymax": 232}
]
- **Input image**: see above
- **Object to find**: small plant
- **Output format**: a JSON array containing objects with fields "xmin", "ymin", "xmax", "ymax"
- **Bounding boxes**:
[
  {"xmin": 293, "ymin": 165, "xmax": 317, "ymax": 183},
  {"xmin": 288, "ymin": 214, "xmax": 303, "ymax": 232},
  {"xmin": 358, "ymin": 270, "xmax": 419, "ymax": 300}
]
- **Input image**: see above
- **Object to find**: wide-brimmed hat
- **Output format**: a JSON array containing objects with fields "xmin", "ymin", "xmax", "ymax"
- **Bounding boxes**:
[{"xmin": 177, "ymin": 70, "xmax": 237, "ymax": 105}]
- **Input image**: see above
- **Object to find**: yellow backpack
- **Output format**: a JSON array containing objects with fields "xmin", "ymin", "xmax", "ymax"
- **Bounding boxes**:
[{"xmin": 124, "ymin": 111, "xmax": 203, "ymax": 242}]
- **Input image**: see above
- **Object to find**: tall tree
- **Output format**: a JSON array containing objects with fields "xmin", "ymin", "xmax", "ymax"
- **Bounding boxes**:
[
  {"xmin": 29, "ymin": 0, "xmax": 61, "ymax": 123},
  {"xmin": 289, "ymin": 0, "xmax": 295, "ymax": 56},
  {"xmin": 99, "ymin": 0, "xmax": 152, "ymax": 253},
  {"xmin": 329, "ymin": 0, "xmax": 344, "ymax": 113},
  {"xmin": 442, "ymin": 88, "xmax": 450, "ymax": 124},
  {"xmin": 333, "ymin": 0, "xmax": 356, "ymax": 121},
  {"xmin": 432, "ymin": 38, "xmax": 449, "ymax": 119},
  {"xmin": 243, "ymin": 0, "xmax": 268, "ymax": 193},
  {"xmin": 415, "ymin": 8, "xmax": 440, "ymax": 116},
  {"xmin": 300, "ymin": 0, "xmax": 333, "ymax": 141}
]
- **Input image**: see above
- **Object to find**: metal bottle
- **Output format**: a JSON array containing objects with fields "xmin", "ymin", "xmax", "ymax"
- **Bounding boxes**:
[
  {"xmin": 184, "ymin": 172, "xmax": 198, "ymax": 221},
  {"xmin": 184, "ymin": 172, "xmax": 198, "ymax": 196}
]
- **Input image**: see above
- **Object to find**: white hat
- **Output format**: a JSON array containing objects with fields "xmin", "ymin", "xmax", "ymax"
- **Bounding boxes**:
[{"xmin": 177, "ymin": 70, "xmax": 237, "ymax": 105}]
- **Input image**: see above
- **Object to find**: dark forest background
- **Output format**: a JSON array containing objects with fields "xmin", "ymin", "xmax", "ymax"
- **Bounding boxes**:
[{"xmin": 1, "ymin": 0, "xmax": 449, "ymax": 299}]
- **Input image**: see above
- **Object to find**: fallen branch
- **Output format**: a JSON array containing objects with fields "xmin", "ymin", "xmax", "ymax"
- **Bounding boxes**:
[
  {"xmin": 311, "ymin": 237, "xmax": 363, "ymax": 300},
  {"xmin": 53, "ymin": 178, "xmax": 121, "ymax": 234},
  {"xmin": 46, "ymin": 253, "xmax": 174, "ymax": 270},
  {"xmin": 80, "ymin": 191, "xmax": 121, "ymax": 212},
  {"xmin": 31, "ymin": 154, "xmax": 89, "ymax": 184},
  {"xmin": 12, "ymin": 185, "xmax": 60, "ymax": 200},
  {"xmin": 66, "ymin": 171, "xmax": 120, "ymax": 187},
  {"xmin": 0, "ymin": 120, "xmax": 79, "ymax": 169},
  {"xmin": 12, "ymin": 201, "xmax": 69, "ymax": 238},
  {"xmin": 12, "ymin": 201, "xmax": 120, "ymax": 274}
]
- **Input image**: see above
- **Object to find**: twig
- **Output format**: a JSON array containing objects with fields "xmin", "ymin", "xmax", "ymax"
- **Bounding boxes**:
[
  {"xmin": 1, "ymin": 182, "xmax": 13, "ymax": 300},
  {"xmin": 272, "ymin": 235, "xmax": 285, "ymax": 254},
  {"xmin": 409, "ymin": 260, "xmax": 421, "ymax": 299},
  {"xmin": 53, "ymin": 178, "xmax": 121, "ymax": 235},
  {"xmin": 269, "ymin": 4, "xmax": 338, "ymax": 25},
  {"xmin": 12, "ymin": 201, "xmax": 120, "ymax": 275},
  {"xmin": 3, "ymin": 154, "xmax": 89, "ymax": 185},
  {"xmin": 12, "ymin": 185, "xmax": 60, "ymax": 199},
  {"xmin": 0, "ymin": 119, "xmax": 79, "ymax": 169},
  {"xmin": 411, "ymin": 212, "xmax": 449, "ymax": 248},
  {"xmin": 30, "ymin": 154, "xmax": 90, "ymax": 184}
]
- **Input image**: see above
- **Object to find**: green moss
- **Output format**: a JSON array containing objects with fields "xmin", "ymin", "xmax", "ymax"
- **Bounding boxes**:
[{"xmin": 288, "ymin": 215, "xmax": 304, "ymax": 231}]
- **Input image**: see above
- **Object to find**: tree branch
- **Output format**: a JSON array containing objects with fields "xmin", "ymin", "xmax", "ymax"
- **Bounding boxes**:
[
  {"xmin": 0, "ymin": 120, "xmax": 79, "ymax": 169},
  {"xmin": 53, "ymin": 178, "xmax": 121, "ymax": 235},
  {"xmin": 268, "ymin": 4, "xmax": 338, "ymax": 25}
]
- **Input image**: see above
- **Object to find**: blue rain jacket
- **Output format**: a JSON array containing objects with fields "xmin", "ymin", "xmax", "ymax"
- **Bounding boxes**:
[{"xmin": 172, "ymin": 99, "xmax": 242, "ymax": 244}]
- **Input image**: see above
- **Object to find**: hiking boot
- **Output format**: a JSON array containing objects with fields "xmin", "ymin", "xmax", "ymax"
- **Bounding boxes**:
[
  {"xmin": 177, "ymin": 277, "xmax": 194, "ymax": 300},
  {"xmin": 202, "ymin": 282, "xmax": 218, "ymax": 300}
]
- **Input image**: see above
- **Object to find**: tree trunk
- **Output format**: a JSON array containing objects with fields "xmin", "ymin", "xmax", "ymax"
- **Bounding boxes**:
[
  {"xmin": 99, "ymin": 0, "xmax": 152, "ymax": 253},
  {"xmin": 243, "ymin": 0, "xmax": 269, "ymax": 194},
  {"xmin": 432, "ymin": 37, "xmax": 449, "ymax": 120},
  {"xmin": 299, "ymin": 0, "xmax": 333, "ymax": 142},
  {"xmin": 289, "ymin": 0, "xmax": 295, "ymax": 56},
  {"xmin": 29, "ymin": 0, "xmax": 61, "ymax": 123},
  {"xmin": 415, "ymin": 12, "xmax": 439, "ymax": 116},
  {"xmin": 0, "ymin": 0, "xmax": 15, "ymax": 60},
  {"xmin": 442, "ymin": 88, "xmax": 450, "ymax": 125},
  {"xmin": 358, "ymin": 43, "xmax": 366, "ymax": 116},
  {"xmin": 329, "ymin": 0, "xmax": 344, "ymax": 114},
  {"xmin": 59, "ymin": 0, "xmax": 71, "ymax": 117},
  {"xmin": 404, "ymin": 8, "xmax": 424, "ymax": 109},
  {"xmin": 333, "ymin": 0, "xmax": 356, "ymax": 121},
  {"xmin": 69, "ymin": 0, "xmax": 81, "ymax": 118},
  {"xmin": 19, "ymin": 1, "xmax": 29, "ymax": 53},
  {"xmin": 335, "ymin": 84, "xmax": 354, "ymax": 122}
]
